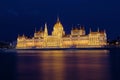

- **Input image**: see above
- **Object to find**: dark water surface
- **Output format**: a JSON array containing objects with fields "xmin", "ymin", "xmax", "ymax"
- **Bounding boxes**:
[{"xmin": 0, "ymin": 49, "xmax": 120, "ymax": 80}]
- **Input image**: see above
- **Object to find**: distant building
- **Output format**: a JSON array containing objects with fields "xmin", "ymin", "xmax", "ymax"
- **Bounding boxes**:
[{"xmin": 16, "ymin": 18, "xmax": 107, "ymax": 49}]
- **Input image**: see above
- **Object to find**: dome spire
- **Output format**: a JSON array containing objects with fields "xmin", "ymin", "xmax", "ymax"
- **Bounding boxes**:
[{"xmin": 57, "ymin": 16, "xmax": 60, "ymax": 22}]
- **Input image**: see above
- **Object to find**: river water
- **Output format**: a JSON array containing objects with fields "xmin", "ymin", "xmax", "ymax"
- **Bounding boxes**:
[{"xmin": 0, "ymin": 48, "xmax": 120, "ymax": 80}]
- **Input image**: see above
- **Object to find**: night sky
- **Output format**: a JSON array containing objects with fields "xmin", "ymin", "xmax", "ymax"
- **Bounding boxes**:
[{"xmin": 0, "ymin": 0, "xmax": 120, "ymax": 41}]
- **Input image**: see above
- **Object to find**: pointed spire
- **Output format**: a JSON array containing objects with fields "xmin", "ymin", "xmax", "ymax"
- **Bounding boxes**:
[
  {"xmin": 97, "ymin": 27, "xmax": 99, "ymax": 32},
  {"xmin": 45, "ymin": 23, "xmax": 48, "ymax": 32},
  {"xmin": 104, "ymin": 29, "xmax": 106, "ymax": 33},
  {"xmin": 40, "ymin": 27, "xmax": 42, "ymax": 32},
  {"xmin": 103, "ymin": 29, "xmax": 106, "ymax": 37},
  {"xmin": 80, "ymin": 26, "xmax": 82, "ymax": 29},
  {"xmin": 45, "ymin": 22, "xmax": 47, "ymax": 27},
  {"xmin": 90, "ymin": 28, "xmax": 92, "ymax": 33},
  {"xmin": 18, "ymin": 34, "xmax": 20, "ymax": 38},
  {"xmin": 71, "ymin": 24, "xmax": 74, "ymax": 30},
  {"xmin": 104, "ymin": 29, "xmax": 106, "ymax": 32},
  {"xmin": 44, "ymin": 23, "xmax": 48, "ymax": 36},
  {"xmin": 83, "ymin": 26, "xmax": 85, "ymax": 30},
  {"xmin": 22, "ymin": 34, "xmax": 25, "ymax": 38},
  {"xmin": 72, "ymin": 27, "xmax": 73, "ymax": 30},
  {"xmin": 57, "ymin": 16, "xmax": 60, "ymax": 22},
  {"xmin": 35, "ymin": 27, "xmax": 36, "ymax": 33},
  {"xmin": 17, "ymin": 34, "xmax": 20, "ymax": 39}
]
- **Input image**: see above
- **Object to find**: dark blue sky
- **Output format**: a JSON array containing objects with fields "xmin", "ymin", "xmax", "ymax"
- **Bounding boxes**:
[{"xmin": 0, "ymin": 0, "xmax": 120, "ymax": 41}]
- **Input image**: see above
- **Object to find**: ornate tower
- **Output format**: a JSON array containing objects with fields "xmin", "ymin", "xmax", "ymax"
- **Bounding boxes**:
[
  {"xmin": 34, "ymin": 27, "xmax": 44, "ymax": 38},
  {"xmin": 52, "ymin": 17, "xmax": 65, "ymax": 37},
  {"xmin": 43, "ymin": 23, "xmax": 48, "ymax": 47},
  {"xmin": 79, "ymin": 26, "xmax": 85, "ymax": 35}
]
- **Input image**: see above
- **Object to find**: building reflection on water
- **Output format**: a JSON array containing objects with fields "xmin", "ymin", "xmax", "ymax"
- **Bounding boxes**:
[{"xmin": 17, "ymin": 50, "xmax": 110, "ymax": 80}]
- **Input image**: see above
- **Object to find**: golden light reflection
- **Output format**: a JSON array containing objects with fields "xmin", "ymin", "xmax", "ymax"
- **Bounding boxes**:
[
  {"xmin": 17, "ymin": 50, "xmax": 110, "ymax": 80},
  {"xmin": 41, "ymin": 51, "xmax": 65, "ymax": 80}
]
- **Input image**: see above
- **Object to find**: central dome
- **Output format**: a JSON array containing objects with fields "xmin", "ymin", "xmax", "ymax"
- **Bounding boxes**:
[
  {"xmin": 52, "ymin": 17, "xmax": 65, "ymax": 37},
  {"xmin": 53, "ymin": 17, "xmax": 63, "ymax": 31}
]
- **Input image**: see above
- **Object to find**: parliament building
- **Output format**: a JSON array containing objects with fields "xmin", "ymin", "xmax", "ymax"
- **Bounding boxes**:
[{"xmin": 16, "ymin": 18, "xmax": 107, "ymax": 49}]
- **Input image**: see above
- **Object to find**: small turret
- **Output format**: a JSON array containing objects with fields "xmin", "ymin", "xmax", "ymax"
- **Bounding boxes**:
[
  {"xmin": 104, "ymin": 29, "xmax": 106, "ymax": 33},
  {"xmin": 18, "ymin": 34, "xmax": 20, "ymax": 38},
  {"xmin": 40, "ymin": 27, "xmax": 43, "ymax": 32},
  {"xmin": 35, "ymin": 27, "xmax": 36, "ymax": 33},
  {"xmin": 22, "ymin": 34, "xmax": 25, "ymax": 37},
  {"xmin": 104, "ymin": 29, "xmax": 107, "ymax": 36},
  {"xmin": 89, "ymin": 28, "xmax": 92, "ymax": 33},
  {"xmin": 72, "ymin": 27, "xmax": 73, "ymax": 30}
]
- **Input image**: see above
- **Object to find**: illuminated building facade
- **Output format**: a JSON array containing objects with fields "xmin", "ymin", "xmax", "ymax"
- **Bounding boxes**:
[{"xmin": 16, "ymin": 18, "xmax": 107, "ymax": 49}]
